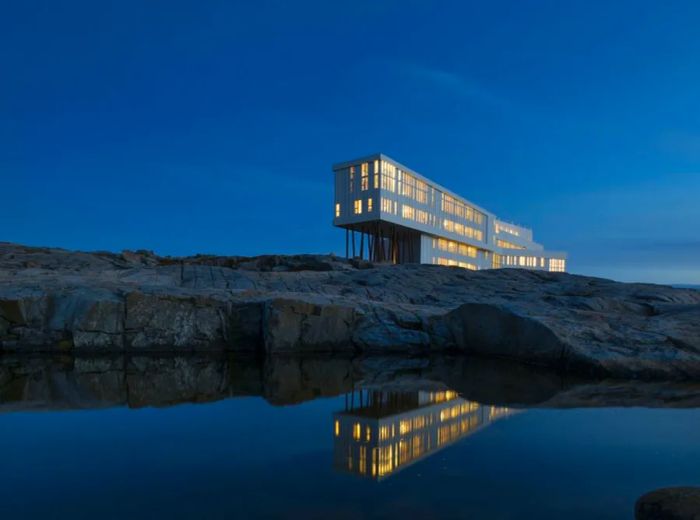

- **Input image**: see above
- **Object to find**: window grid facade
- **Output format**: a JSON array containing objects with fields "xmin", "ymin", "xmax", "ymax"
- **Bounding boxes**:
[{"xmin": 333, "ymin": 154, "xmax": 566, "ymax": 272}]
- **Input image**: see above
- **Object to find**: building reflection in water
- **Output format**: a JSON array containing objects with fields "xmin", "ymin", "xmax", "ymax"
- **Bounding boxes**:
[{"xmin": 333, "ymin": 389, "xmax": 514, "ymax": 480}]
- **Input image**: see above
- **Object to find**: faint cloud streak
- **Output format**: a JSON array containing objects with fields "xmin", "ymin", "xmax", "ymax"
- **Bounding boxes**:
[{"xmin": 398, "ymin": 63, "xmax": 509, "ymax": 109}]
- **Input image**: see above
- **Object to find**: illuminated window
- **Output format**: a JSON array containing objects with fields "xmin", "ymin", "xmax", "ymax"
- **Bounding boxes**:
[
  {"xmin": 416, "ymin": 179, "xmax": 428, "ymax": 204},
  {"xmin": 367, "ymin": 198, "xmax": 373, "ymax": 212},
  {"xmin": 335, "ymin": 203, "xmax": 340, "ymax": 218},
  {"xmin": 359, "ymin": 445, "xmax": 367, "ymax": 474},
  {"xmin": 443, "ymin": 218, "xmax": 483, "ymax": 242},
  {"xmin": 549, "ymin": 258, "xmax": 566, "ymax": 272},
  {"xmin": 381, "ymin": 197, "xmax": 394, "ymax": 214},
  {"xmin": 335, "ymin": 420, "xmax": 340, "ymax": 437},
  {"xmin": 495, "ymin": 222, "xmax": 520, "ymax": 236},
  {"xmin": 381, "ymin": 161, "xmax": 396, "ymax": 192},
  {"xmin": 349, "ymin": 166, "xmax": 355, "ymax": 193},
  {"xmin": 353, "ymin": 423, "xmax": 361, "ymax": 440},
  {"xmin": 441, "ymin": 193, "xmax": 485, "ymax": 225},
  {"xmin": 400, "ymin": 171, "xmax": 416, "ymax": 199},
  {"xmin": 497, "ymin": 239, "xmax": 525, "ymax": 250},
  {"xmin": 435, "ymin": 256, "xmax": 477, "ymax": 270},
  {"xmin": 379, "ymin": 425, "xmax": 390, "ymax": 441},
  {"xmin": 354, "ymin": 199, "xmax": 362, "ymax": 215},
  {"xmin": 361, "ymin": 163, "xmax": 369, "ymax": 191}
]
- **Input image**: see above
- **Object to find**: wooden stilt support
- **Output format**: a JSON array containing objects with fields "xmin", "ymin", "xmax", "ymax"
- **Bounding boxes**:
[{"xmin": 360, "ymin": 227, "xmax": 365, "ymax": 260}]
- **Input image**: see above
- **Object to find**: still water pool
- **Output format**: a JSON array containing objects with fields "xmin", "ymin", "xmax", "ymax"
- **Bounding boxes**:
[{"xmin": 0, "ymin": 355, "xmax": 698, "ymax": 519}]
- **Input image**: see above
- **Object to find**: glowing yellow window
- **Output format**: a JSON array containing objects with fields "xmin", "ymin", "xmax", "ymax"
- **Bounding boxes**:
[
  {"xmin": 367, "ymin": 198, "xmax": 373, "ymax": 212},
  {"xmin": 354, "ymin": 199, "xmax": 362, "ymax": 215},
  {"xmin": 353, "ymin": 423, "xmax": 361, "ymax": 440},
  {"xmin": 335, "ymin": 203, "xmax": 340, "ymax": 218},
  {"xmin": 335, "ymin": 420, "xmax": 340, "ymax": 437}
]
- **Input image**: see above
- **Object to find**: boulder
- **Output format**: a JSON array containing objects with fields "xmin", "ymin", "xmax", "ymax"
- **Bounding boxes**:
[
  {"xmin": 441, "ymin": 303, "xmax": 568, "ymax": 368},
  {"xmin": 636, "ymin": 487, "xmax": 700, "ymax": 520}
]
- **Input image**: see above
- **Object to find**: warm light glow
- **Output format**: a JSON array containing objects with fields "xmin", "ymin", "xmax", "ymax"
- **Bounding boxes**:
[
  {"xmin": 497, "ymin": 239, "xmax": 525, "ymax": 250},
  {"xmin": 498, "ymin": 255, "xmax": 547, "ymax": 268},
  {"xmin": 353, "ymin": 422, "xmax": 361, "ymax": 440},
  {"xmin": 435, "ymin": 257, "xmax": 478, "ymax": 270},
  {"xmin": 495, "ymin": 222, "xmax": 520, "ymax": 236},
  {"xmin": 381, "ymin": 161, "xmax": 397, "ymax": 192},
  {"xmin": 354, "ymin": 199, "xmax": 362, "ymax": 215},
  {"xmin": 359, "ymin": 445, "xmax": 367, "ymax": 474},
  {"xmin": 549, "ymin": 258, "xmax": 566, "ymax": 272},
  {"xmin": 441, "ymin": 193, "xmax": 485, "ymax": 225},
  {"xmin": 381, "ymin": 197, "xmax": 396, "ymax": 215},
  {"xmin": 361, "ymin": 162, "xmax": 369, "ymax": 191},
  {"xmin": 334, "ymin": 392, "xmax": 514, "ymax": 480},
  {"xmin": 443, "ymin": 218, "xmax": 484, "ymax": 242},
  {"xmin": 435, "ymin": 238, "xmax": 478, "ymax": 258},
  {"xmin": 336, "ymin": 157, "xmax": 562, "ymax": 274}
]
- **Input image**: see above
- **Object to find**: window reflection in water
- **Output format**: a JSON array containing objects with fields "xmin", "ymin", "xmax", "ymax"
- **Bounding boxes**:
[{"xmin": 333, "ymin": 389, "xmax": 514, "ymax": 480}]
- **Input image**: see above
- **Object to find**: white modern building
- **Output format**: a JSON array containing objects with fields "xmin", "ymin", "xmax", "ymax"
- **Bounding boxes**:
[{"xmin": 333, "ymin": 153, "xmax": 567, "ymax": 272}]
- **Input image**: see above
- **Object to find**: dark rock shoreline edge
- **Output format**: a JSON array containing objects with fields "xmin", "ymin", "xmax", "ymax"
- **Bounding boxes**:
[{"xmin": 1, "ymin": 243, "xmax": 700, "ymax": 381}]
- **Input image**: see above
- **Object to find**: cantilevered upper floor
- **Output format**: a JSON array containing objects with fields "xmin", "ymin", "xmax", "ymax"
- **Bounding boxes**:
[{"xmin": 332, "ymin": 153, "xmax": 567, "ymax": 272}]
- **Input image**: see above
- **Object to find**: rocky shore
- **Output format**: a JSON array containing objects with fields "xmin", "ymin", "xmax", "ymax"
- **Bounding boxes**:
[{"xmin": 1, "ymin": 243, "xmax": 699, "ymax": 380}]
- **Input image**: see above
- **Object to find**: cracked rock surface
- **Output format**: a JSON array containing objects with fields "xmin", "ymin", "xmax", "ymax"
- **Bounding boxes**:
[{"xmin": 1, "ymin": 242, "xmax": 700, "ymax": 380}]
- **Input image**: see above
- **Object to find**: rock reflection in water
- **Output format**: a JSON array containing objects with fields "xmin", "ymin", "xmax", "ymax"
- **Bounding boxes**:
[
  {"xmin": 2, "ymin": 353, "xmax": 700, "ymax": 413},
  {"xmin": 334, "ymin": 389, "xmax": 514, "ymax": 480}
]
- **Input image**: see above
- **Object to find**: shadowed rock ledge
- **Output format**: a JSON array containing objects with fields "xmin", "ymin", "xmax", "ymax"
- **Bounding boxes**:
[{"xmin": 1, "ymin": 243, "xmax": 700, "ymax": 380}]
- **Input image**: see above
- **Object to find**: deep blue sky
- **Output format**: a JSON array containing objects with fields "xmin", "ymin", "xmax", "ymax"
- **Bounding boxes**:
[{"xmin": 2, "ymin": 1, "xmax": 699, "ymax": 283}]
